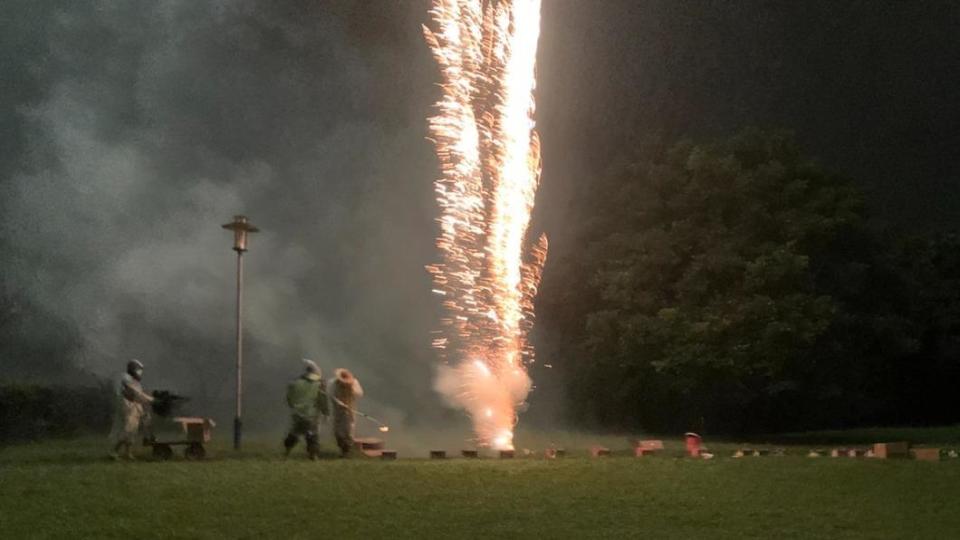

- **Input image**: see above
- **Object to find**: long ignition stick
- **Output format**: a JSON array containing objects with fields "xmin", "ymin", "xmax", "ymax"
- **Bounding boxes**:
[{"xmin": 330, "ymin": 396, "xmax": 390, "ymax": 432}]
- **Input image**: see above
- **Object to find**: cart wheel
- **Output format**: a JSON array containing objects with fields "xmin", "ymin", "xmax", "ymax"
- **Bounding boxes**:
[
  {"xmin": 152, "ymin": 444, "xmax": 174, "ymax": 461},
  {"xmin": 185, "ymin": 443, "xmax": 206, "ymax": 460}
]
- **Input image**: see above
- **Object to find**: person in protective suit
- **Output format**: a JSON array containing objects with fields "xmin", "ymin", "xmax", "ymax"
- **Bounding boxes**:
[
  {"xmin": 330, "ymin": 368, "xmax": 363, "ymax": 457},
  {"xmin": 284, "ymin": 359, "xmax": 329, "ymax": 459},
  {"xmin": 111, "ymin": 359, "xmax": 154, "ymax": 460}
]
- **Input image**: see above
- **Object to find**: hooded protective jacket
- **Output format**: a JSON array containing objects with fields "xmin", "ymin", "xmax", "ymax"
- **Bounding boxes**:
[
  {"xmin": 113, "ymin": 372, "xmax": 154, "ymax": 444},
  {"xmin": 330, "ymin": 371, "xmax": 363, "ymax": 454},
  {"xmin": 286, "ymin": 375, "xmax": 329, "ymax": 421}
]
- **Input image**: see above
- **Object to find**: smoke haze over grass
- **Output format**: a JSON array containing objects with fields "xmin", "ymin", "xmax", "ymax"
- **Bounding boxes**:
[{"xmin": 0, "ymin": 0, "xmax": 451, "ymax": 429}]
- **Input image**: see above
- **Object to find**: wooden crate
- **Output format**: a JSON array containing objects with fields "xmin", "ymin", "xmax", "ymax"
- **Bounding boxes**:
[
  {"xmin": 873, "ymin": 442, "xmax": 910, "ymax": 459},
  {"xmin": 634, "ymin": 439, "xmax": 664, "ymax": 457},
  {"xmin": 591, "ymin": 446, "xmax": 611, "ymax": 457},
  {"xmin": 911, "ymin": 448, "xmax": 941, "ymax": 462},
  {"xmin": 171, "ymin": 417, "xmax": 214, "ymax": 443}
]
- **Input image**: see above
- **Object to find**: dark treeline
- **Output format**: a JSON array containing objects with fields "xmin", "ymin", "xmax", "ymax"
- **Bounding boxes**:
[
  {"xmin": 0, "ymin": 383, "xmax": 113, "ymax": 442},
  {"xmin": 539, "ymin": 130, "xmax": 960, "ymax": 435}
]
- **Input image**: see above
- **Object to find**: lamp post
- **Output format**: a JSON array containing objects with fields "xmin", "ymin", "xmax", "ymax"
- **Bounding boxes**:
[{"xmin": 222, "ymin": 215, "xmax": 259, "ymax": 450}]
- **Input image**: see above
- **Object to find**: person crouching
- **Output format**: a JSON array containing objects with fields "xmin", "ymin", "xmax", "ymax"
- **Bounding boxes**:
[
  {"xmin": 284, "ymin": 359, "xmax": 329, "ymax": 460},
  {"xmin": 330, "ymin": 368, "xmax": 363, "ymax": 457}
]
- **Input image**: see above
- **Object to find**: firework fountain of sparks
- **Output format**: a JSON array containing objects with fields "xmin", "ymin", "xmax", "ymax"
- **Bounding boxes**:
[{"xmin": 424, "ymin": 0, "xmax": 548, "ymax": 450}]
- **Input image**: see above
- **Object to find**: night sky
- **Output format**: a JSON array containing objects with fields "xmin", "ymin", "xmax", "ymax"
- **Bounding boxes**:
[
  {"xmin": 537, "ymin": 0, "xmax": 960, "ymax": 236},
  {"xmin": 1, "ymin": 1, "xmax": 958, "ymax": 423}
]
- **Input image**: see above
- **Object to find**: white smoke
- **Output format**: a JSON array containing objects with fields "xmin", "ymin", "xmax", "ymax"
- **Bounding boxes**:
[{"xmin": 0, "ymin": 1, "xmax": 450, "ymax": 429}]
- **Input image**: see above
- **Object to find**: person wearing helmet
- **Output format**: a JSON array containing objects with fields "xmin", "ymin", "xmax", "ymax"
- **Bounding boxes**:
[
  {"xmin": 330, "ymin": 368, "xmax": 364, "ymax": 457},
  {"xmin": 111, "ymin": 359, "xmax": 154, "ymax": 460},
  {"xmin": 284, "ymin": 359, "xmax": 329, "ymax": 460}
]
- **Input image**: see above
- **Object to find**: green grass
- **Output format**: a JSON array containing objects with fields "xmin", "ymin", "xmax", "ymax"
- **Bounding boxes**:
[{"xmin": 1, "ymin": 433, "xmax": 959, "ymax": 539}]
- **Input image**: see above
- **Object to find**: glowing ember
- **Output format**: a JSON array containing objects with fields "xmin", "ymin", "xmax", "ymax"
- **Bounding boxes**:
[
  {"xmin": 424, "ymin": 0, "xmax": 547, "ymax": 451},
  {"xmin": 473, "ymin": 359, "xmax": 491, "ymax": 376}
]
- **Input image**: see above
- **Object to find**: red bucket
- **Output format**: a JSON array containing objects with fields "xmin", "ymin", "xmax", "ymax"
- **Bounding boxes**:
[{"xmin": 685, "ymin": 432, "xmax": 702, "ymax": 457}]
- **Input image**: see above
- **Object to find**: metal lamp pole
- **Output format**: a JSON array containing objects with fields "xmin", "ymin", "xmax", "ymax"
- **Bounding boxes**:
[{"xmin": 222, "ymin": 215, "xmax": 259, "ymax": 450}]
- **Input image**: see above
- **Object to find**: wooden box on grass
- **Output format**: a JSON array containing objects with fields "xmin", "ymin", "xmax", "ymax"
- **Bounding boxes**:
[{"xmin": 873, "ymin": 442, "xmax": 909, "ymax": 459}]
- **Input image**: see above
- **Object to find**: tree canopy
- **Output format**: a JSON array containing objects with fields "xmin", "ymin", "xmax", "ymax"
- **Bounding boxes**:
[{"xmin": 540, "ymin": 130, "xmax": 960, "ymax": 434}]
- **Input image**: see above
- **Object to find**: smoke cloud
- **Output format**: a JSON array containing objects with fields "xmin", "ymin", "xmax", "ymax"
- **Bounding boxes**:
[{"xmin": 0, "ymin": 0, "xmax": 459, "ymax": 430}]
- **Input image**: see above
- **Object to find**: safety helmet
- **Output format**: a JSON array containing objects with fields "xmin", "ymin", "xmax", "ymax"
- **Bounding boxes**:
[
  {"xmin": 127, "ymin": 359, "xmax": 144, "ymax": 381},
  {"xmin": 335, "ymin": 368, "xmax": 353, "ymax": 383},
  {"xmin": 303, "ymin": 359, "xmax": 321, "ymax": 381}
]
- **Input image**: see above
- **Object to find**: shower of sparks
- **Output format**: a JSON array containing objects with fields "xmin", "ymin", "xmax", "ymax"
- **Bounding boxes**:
[{"xmin": 424, "ymin": 0, "xmax": 547, "ymax": 450}]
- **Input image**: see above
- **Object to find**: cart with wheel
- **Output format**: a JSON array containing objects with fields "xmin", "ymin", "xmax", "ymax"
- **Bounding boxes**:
[{"xmin": 148, "ymin": 417, "xmax": 216, "ymax": 460}]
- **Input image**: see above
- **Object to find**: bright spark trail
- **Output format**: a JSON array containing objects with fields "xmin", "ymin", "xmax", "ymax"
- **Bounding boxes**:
[{"xmin": 424, "ymin": 0, "xmax": 547, "ymax": 450}]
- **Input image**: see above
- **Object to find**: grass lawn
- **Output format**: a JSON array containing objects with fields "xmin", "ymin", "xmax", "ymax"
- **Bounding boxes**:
[{"xmin": 1, "ymin": 434, "xmax": 958, "ymax": 539}]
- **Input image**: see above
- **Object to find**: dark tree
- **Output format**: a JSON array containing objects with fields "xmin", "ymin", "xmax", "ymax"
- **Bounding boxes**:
[{"xmin": 539, "ymin": 130, "xmax": 952, "ymax": 434}]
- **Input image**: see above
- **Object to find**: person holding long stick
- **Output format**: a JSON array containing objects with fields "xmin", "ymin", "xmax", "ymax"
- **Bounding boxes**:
[{"xmin": 330, "ymin": 368, "xmax": 363, "ymax": 457}]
